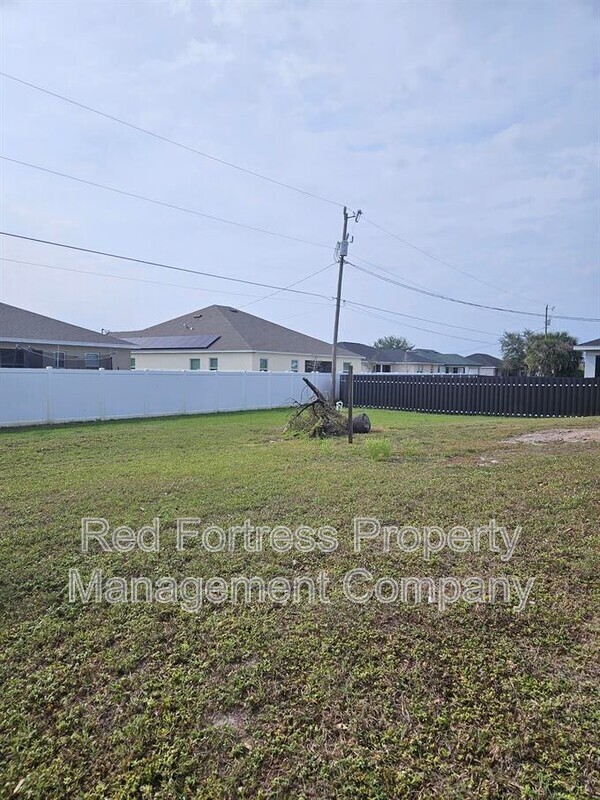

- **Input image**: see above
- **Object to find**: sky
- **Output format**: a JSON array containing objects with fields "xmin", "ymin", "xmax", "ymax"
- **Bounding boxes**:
[{"xmin": 1, "ymin": 0, "xmax": 599, "ymax": 356}]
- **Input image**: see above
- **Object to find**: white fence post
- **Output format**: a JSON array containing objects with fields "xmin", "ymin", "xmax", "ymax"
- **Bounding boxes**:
[
  {"xmin": 46, "ymin": 366, "xmax": 53, "ymax": 424},
  {"xmin": 99, "ymin": 368, "xmax": 106, "ymax": 421}
]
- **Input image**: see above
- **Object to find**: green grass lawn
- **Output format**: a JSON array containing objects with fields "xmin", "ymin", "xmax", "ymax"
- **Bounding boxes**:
[{"xmin": 0, "ymin": 410, "xmax": 598, "ymax": 799}]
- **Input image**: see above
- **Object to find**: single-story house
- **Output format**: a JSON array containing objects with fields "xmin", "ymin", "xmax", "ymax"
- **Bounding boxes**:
[
  {"xmin": 574, "ymin": 338, "xmax": 600, "ymax": 378},
  {"xmin": 465, "ymin": 353, "xmax": 503, "ymax": 376},
  {"xmin": 112, "ymin": 305, "xmax": 363, "ymax": 374},
  {"xmin": 338, "ymin": 342, "xmax": 502, "ymax": 376},
  {"xmin": 0, "ymin": 302, "xmax": 133, "ymax": 369}
]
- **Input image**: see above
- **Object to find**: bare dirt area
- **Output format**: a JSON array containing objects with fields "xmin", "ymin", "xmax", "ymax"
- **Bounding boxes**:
[{"xmin": 505, "ymin": 427, "xmax": 600, "ymax": 445}]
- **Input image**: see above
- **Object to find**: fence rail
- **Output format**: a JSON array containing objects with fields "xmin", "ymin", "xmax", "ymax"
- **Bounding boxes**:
[{"xmin": 339, "ymin": 373, "xmax": 600, "ymax": 418}]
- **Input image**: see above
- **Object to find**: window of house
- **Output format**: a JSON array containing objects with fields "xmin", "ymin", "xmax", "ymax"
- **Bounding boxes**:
[
  {"xmin": 189, "ymin": 358, "xmax": 200, "ymax": 370},
  {"xmin": 209, "ymin": 357, "xmax": 218, "ymax": 371},
  {"xmin": 416, "ymin": 365, "xmax": 424, "ymax": 374},
  {"xmin": 304, "ymin": 360, "xmax": 332, "ymax": 373},
  {"xmin": 290, "ymin": 359, "xmax": 299, "ymax": 372},
  {"xmin": 130, "ymin": 357, "xmax": 136, "ymax": 369},
  {"xmin": 54, "ymin": 352, "xmax": 65, "ymax": 368},
  {"xmin": 259, "ymin": 358, "xmax": 268, "ymax": 372},
  {"xmin": 85, "ymin": 353, "xmax": 100, "ymax": 369},
  {"xmin": 342, "ymin": 362, "xmax": 352, "ymax": 373}
]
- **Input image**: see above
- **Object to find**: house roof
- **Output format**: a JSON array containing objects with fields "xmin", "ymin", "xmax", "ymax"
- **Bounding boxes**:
[
  {"xmin": 574, "ymin": 338, "xmax": 600, "ymax": 349},
  {"xmin": 466, "ymin": 352, "xmax": 502, "ymax": 367},
  {"xmin": 337, "ymin": 342, "xmax": 375, "ymax": 359},
  {"xmin": 338, "ymin": 343, "xmax": 433, "ymax": 363},
  {"xmin": 338, "ymin": 341, "xmax": 501, "ymax": 368},
  {"xmin": 0, "ymin": 302, "xmax": 132, "ymax": 349},
  {"xmin": 114, "ymin": 305, "xmax": 357, "ymax": 357}
]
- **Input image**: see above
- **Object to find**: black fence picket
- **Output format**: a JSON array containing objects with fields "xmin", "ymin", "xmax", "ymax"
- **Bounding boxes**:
[{"xmin": 339, "ymin": 374, "xmax": 600, "ymax": 418}]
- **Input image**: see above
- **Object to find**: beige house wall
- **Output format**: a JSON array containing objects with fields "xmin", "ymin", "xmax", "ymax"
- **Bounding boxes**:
[
  {"xmin": 131, "ymin": 351, "xmax": 254, "ymax": 371},
  {"xmin": 250, "ymin": 352, "xmax": 363, "ymax": 373},
  {"xmin": 359, "ymin": 360, "xmax": 497, "ymax": 375},
  {"xmin": 130, "ymin": 349, "xmax": 363, "ymax": 373}
]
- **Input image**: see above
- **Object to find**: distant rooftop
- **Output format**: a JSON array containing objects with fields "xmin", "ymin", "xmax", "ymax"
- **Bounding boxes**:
[
  {"xmin": 114, "ymin": 305, "xmax": 357, "ymax": 356},
  {"xmin": 0, "ymin": 302, "xmax": 132, "ymax": 348},
  {"xmin": 338, "ymin": 342, "xmax": 500, "ymax": 367},
  {"xmin": 466, "ymin": 352, "xmax": 502, "ymax": 367}
]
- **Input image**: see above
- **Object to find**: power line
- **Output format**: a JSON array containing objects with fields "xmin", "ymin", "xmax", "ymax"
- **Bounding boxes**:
[
  {"xmin": 343, "ymin": 299, "xmax": 501, "ymax": 336},
  {"xmin": 345, "ymin": 304, "xmax": 496, "ymax": 346},
  {"xmin": 2, "ymin": 73, "xmax": 589, "ymax": 324},
  {"xmin": 3, "ymin": 252, "xmax": 499, "ymax": 340},
  {"xmin": 8, "ymin": 155, "xmax": 580, "ymax": 323},
  {"xmin": 0, "ymin": 231, "xmax": 334, "ymax": 300},
  {"xmin": 362, "ymin": 216, "xmax": 542, "ymax": 305},
  {"xmin": 0, "ymin": 256, "xmax": 334, "ymax": 307},
  {"xmin": 347, "ymin": 261, "xmax": 600, "ymax": 323},
  {"xmin": 351, "ymin": 252, "xmax": 447, "ymax": 292},
  {"xmin": 1, "ymin": 255, "xmax": 501, "ymax": 341},
  {"xmin": 272, "ymin": 305, "xmax": 335, "ymax": 325},
  {"xmin": 239, "ymin": 262, "xmax": 337, "ymax": 309},
  {"xmin": 1, "ymin": 156, "xmax": 331, "ymax": 250},
  {"xmin": 0, "ymin": 71, "xmax": 347, "ymax": 209},
  {"xmin": 4, "ymin": 229, "xmax": 596, "ymax": 340}
]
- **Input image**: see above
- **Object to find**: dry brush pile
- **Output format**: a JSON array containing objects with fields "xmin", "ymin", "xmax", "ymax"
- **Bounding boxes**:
[{"xmin": 285, "ymin": 378, "xmax": 370, "ymax": 438}]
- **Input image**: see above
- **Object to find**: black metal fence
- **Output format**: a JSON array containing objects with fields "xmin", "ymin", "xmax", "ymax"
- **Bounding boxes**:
[{"xmin": 339, "ymin": 373, "xmax": 600, "ymax": 418}]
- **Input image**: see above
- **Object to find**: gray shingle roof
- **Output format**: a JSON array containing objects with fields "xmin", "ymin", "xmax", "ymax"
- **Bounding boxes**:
[
  {"xmin": 337, "ymin": 342, "xmax": 374, "ymax": 359},
  {"xmin": 338, "ymin": 343, "xmax": 433, "ymax": 363},
  {"xmin": 576, "ymin": 338, "xmax": 600, "ymax": 347},
  {"xmin": 114, "ymin": 305, "xmax": 357, "ymax": 356},
  {"xmin": 0, "ymin": 302, "xmax": 132, "ymax": 348},
  {"xmin": 466, "ymin": 352, "xmax": 502, "ymax": 367},
  {"xmin": 415, "ymin": 350, "xmax": 477, "ymax": 367},
  {"xmin": 338, "ymin": 342, "xmax": 501, "ymax": 367}
]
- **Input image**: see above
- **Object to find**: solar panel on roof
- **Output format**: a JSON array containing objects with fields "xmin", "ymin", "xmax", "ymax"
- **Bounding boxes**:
[{"xmin": 125, "ymin": 335, "xmax": 220, "ymax": 350}]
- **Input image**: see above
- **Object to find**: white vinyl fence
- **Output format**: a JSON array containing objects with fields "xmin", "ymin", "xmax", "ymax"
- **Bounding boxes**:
[{"xmin": 0, "ymin": 368, "xmax": 334, "ymax": 428}]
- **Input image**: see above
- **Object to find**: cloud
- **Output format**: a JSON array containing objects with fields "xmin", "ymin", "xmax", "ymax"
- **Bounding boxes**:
[
  {"xmin": 208, "ymin": 0, "xmax": 253, "ymax": 27},
  {"xmin": 138, "ymin": 38, "xmax": 234, "ymax": 80},
  {"xmin": 166, "ymin": 0, "xmax": 192, "ymax": 16},
  {"xmin": 171, "ymin": 39, "xmax": 234, "ymax": 70}
]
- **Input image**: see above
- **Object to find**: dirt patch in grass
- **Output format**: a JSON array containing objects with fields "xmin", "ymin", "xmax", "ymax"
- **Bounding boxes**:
[
  {"xmin": 208, "ymin": 709, "xmax": 248, "ymax": 732},
  {"xmin": 505, "ymin": 427, "xmax": 600, "ymax": 444}
]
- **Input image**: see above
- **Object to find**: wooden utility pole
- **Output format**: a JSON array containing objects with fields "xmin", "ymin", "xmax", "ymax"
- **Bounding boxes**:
[
  {"xmin": 331, "ymin": 207, "xmax": 360, "ymax": 401},
  {"xmin": 331, "ymin": 206, "xmax": 349, "ymax": 401},
  {"xmin": 544, "ymin": 304, "xmax": 549, "ymax": 337},
  {"xmin": 347, "ymin": 364, "xmax": 354, "ymax": 444}
]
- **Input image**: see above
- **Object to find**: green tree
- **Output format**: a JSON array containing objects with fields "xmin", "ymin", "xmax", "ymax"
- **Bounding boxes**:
[
  {"xmin": 501, "ymin": 329, "xmax": 581, "ymax": 376},
  {"xmin": 373, "ymin": 335, "xmax": 413, "ymax": 351},
  {"xmin": 525, "ymin": 332, "xmax": 581, "ymax": 376},
  {"xmin": 500, "ymin": 330, "xmax": 534, "ymax": 374}
]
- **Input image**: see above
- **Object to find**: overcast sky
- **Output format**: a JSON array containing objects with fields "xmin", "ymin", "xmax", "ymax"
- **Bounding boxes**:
[{"xmin": 1, "ymin": 0, "xmax": 598, "ymax": 355}]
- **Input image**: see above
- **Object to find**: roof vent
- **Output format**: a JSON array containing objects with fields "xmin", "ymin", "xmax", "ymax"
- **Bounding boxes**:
[
  {"xmin": 230, "ymin": 308, "xmax": 239, "ymax": 313},
  {"xmin": 193, "ymin": 314, "xmax": 203, "ymax": 319}
]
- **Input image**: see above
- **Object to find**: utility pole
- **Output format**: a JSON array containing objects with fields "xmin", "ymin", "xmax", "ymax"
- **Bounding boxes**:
[
  {"xmin": 331, "ymin": 206, "xmax": 360, "ymax": 401},
  {"xmin": 544, "ymin": 304, "xmax": 549, "ymax": 337}
]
